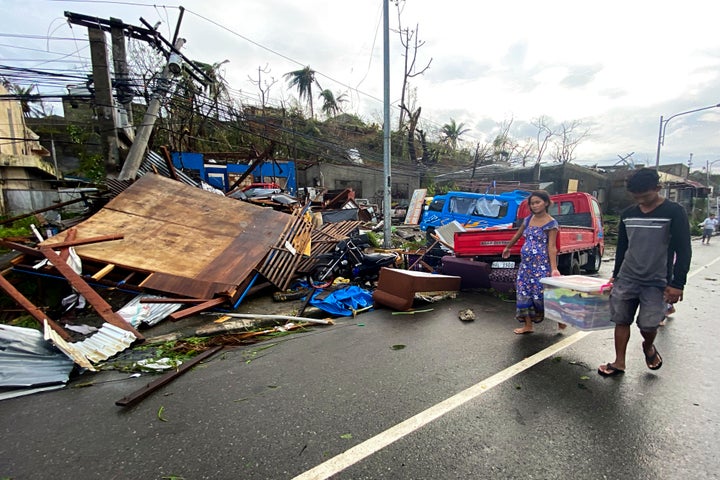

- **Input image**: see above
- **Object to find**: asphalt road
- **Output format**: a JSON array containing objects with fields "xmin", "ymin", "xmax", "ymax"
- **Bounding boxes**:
[{"xmin": 1, "ymin": 239, "xmax": 719, "ymax": 480}]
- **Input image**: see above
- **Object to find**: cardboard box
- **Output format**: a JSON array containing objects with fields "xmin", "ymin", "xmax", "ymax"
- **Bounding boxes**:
[{"xmin": 540, "ymin": 275, "xmax": 613, "ymax": 330}]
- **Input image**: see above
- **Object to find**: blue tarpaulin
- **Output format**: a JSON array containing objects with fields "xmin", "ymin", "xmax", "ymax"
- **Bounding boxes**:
[{"xmin": 309, "ymin": 285, "xmax": 374, "ymax": 316}]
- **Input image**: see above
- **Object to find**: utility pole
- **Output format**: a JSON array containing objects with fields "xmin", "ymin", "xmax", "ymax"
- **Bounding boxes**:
[
  {"xmin": 382, "ymin": 0, "xmax": 392, "ymax": 248},
  {"xmin": 110, "ymin": 18, "xmax": 133, "ymax": 126},
  {"xmin": 118, "ymin": 37, "xmax": 185, "ymax": 180},
  {"xmin": 88, "ymin": 27, "xmax": 120, "ymax": 176}
]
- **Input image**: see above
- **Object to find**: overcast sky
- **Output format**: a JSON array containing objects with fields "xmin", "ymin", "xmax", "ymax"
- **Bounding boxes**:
[{"xmin": 2, "ymin": 0, "xmax": 720, "ymax": 170}]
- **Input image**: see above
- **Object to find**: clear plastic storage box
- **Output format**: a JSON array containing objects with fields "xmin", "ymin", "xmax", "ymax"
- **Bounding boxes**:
[{"xmin": 540, "ymin": 275, "xmax": 613, "ymax": 330}]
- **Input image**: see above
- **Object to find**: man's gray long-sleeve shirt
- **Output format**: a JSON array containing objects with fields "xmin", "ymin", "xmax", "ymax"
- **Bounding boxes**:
[{"xmin": 612, "ymin": 199, "xmax": 692, "ymax": 289}]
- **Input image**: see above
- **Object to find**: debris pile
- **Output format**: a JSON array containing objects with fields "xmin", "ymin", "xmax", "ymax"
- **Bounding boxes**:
[{"xmin": 0, "ymin": 167, "xmax": 465, "ymax": 403}]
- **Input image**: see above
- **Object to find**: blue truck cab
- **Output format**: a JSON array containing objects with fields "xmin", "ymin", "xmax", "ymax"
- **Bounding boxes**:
[{"xmin": 419, "ymin": 189, "xmax": 531, "ymax": 232}]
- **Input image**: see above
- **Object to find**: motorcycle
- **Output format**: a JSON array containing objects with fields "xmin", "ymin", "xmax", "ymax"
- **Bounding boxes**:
[{"xmin": 309, "ymin": 233, "xmax": 399, "ymax": 284}]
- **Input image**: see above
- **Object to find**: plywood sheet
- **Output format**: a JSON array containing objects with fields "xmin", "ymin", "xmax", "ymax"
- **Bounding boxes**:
[{"xmin": 41, "ymin": 174, "xmax": 291, "ymax": 298}]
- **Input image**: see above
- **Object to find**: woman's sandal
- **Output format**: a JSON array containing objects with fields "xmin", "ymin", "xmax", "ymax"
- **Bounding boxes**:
[{"xmin": 598, "ymin": 363, "xmax": 625, "ymax": 377}]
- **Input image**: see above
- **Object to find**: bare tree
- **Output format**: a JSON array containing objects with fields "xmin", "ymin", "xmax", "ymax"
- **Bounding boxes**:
[
  {"xmin": 470, "ymin": 142, "xmax": 493, "ymax": 177},
  {"xmin": 532, "ymin": 115, "xmax": 555, "ymax": 164},
  {"xmin": 491, "ymin": 118, "xmax": 514, "ymax": 164},
  {"xmin": 514, "ymin": 139, "xmax": 536, "ymax": 167},
  {"xmin": 551, "ymin": 120, "xmax": 589, "ymax": 163},
  {"xmin": 248, "ymin": 64, "xmax": 277, "ymax": 112},
  {"xmin": 394, "ymin": 0, "xmax": 432, "ymax": 132}
]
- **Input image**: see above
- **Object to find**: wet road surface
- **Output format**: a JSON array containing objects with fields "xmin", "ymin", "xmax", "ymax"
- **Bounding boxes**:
[{"xmin": 1, "ymin": 239, "xmax": 719, "ymax": 479}]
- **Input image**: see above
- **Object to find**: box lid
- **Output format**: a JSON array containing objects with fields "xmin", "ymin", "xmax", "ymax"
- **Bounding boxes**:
[{"xmin": 540, "ymin": 275, "xmax": 612, "ymax": 293}]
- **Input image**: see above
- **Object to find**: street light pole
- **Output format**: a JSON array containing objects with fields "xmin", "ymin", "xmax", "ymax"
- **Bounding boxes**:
[
  {"xmin": 654, "ymin": 103, "xmax": 720, "ymax": 169},
  {"xmin": 706, "ymin": 158, "xmax": 720, "ymax": 215}
]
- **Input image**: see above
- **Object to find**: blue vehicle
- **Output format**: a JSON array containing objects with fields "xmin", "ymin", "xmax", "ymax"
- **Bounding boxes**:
[{"xmin": 419, "ymin": 189, "xmax": 531, "ymax": 233}]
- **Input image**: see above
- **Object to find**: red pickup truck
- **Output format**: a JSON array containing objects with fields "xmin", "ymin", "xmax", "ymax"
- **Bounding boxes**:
[{"xmin": 448, "ymin": 192, "xmax": 604, "ymax": 292}]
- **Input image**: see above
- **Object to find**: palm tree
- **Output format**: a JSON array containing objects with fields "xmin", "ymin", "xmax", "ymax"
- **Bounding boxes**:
[
  {"xmin": 284, "ymin": 66, "xmax": 321, "ymax": 118},
  {"xmin": 5, "ymin": 82, "xmax": 43, "ymax": 117},
  {"xmin": 440, "ymin": 118, "xmax": 470, "ymax": 151},
  {"xmin": 318, "ymin": 89, "xmax": 347, "ymax": 118}
]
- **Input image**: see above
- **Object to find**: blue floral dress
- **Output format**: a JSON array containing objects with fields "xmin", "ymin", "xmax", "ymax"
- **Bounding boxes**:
[{"xmin": 516, "ymin": 216, "xmax": 558, "ymax": 323}]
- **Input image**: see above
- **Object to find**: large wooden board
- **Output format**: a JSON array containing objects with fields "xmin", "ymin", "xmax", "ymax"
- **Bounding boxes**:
[{"xmin": 41, "ymin": 174, "xmax": 291, "ymax": 298}]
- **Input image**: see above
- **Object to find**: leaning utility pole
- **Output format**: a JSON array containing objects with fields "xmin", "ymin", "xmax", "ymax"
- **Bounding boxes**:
[{"xmin": 118, "ymin": 37, "xmax": 185, "ymax": 180}]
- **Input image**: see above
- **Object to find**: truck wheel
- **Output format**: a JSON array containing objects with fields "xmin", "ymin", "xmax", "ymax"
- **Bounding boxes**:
[
  {"xmin": 583, "ymin": 246, "xmax": 602, "ymax": 273},
  {"xmin": 569, "ymin": 256, "xmax": 581, "ymax": 275}
]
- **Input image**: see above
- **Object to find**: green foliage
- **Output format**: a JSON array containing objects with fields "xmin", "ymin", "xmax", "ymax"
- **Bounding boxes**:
[
  {"xmin": 365, "ymin": 231, "xmax": 381, "ymax": 248},
  {"xmin": 66, "ymin": 124, "xmax": 105, "ymax": 182},
  {"xmin": 401, "ymin": 238, "xmax": 425, "ymax": 251},
  {"xmin": 9, "ymin": 315, "xmax": 41, "ymax": 330},
  {"xmin": 0, "ymin": 216, "xmax": 37, "ymax": 240},
  {"xmin": 602, "ymin": 214, "xmax": 619, "ymax": 247}
]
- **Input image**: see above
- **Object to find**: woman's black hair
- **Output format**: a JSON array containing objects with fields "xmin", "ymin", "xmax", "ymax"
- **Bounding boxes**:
[{"xmin": 528, "ymin": 190, "xmax": 552, "ymax": 212}]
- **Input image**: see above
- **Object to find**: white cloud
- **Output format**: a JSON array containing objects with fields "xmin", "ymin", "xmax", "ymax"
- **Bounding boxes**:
[{"xmin": 2, "ymin": 0, "xmax": 719, "ymax": 167}]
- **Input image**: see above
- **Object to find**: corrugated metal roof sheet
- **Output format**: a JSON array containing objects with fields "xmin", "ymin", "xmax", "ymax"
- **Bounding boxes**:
[
  {"xmin": 0, "ymin": 324, "xmax": 74, "ymax": 387},
  {"xmin": 44, "ymin": 321, "xmax": 137, "ymax": 371}
]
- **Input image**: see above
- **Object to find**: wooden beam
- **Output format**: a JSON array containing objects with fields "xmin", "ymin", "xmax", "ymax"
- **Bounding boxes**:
[
  {"xmin": 91, "ymin": 264, "xmax": 115, "ymax": 280},
  {"xmin": 168, "ymin": 297, "xmax": 228, "ymax": 321},
  {"xmin": 45, "ymin": 233, "xmax": 124, "ymax": 250},
  {"xmin": 58, "ymin": 228, "xmax": 77, "ymax": 262},
  {"xmin": 0, "ymin": 273, "xmax": 72, "ymax": 341},
  {"xmin": 0, "ymin": 197, "xmax": 89, "ymax": 226},
  {"xmin": 0, "ymin": 240, "xmax": 42, "ymax": 257},
  {"xmin": 38, "ymin": 247, "xmax": 143, "ymax": 340},
  {"xmin": 139, "ymin": 297, "xmax": 214, "ymax": 304},
  {"xmin": 115, "ymin": 346, "xmax": 223, "ymax": 407}
]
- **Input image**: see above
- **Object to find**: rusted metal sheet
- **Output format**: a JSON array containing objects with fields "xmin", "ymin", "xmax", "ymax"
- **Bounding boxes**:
[{"xmin": 39, "ymin": 174, "xmax": 291, "ymax": 299}]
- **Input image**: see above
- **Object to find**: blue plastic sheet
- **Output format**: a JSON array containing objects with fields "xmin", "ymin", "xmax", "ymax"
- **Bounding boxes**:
[{"xmin": 309, "ymin": 285, "xmax": 374, "ymax": 316}]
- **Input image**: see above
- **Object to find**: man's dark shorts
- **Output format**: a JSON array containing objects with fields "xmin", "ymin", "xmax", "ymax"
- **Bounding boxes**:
[{"xmin": 609, "ymin": 277, "xmax": 665, "ymax": 331}]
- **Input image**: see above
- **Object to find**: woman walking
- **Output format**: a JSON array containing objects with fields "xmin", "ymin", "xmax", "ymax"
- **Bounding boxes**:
[{"xmin": 502, "ymin": 190, "xmax": 563, "ymax": 334}]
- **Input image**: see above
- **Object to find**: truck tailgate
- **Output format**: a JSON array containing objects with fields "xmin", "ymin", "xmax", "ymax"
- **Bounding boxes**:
[
  {"xmin": 454, "ymin": 229, "xmax": 523, "ymax": 257},
  {"xmin": 454, "ymin": 226, "xmax": 596, "ymax": 257}
]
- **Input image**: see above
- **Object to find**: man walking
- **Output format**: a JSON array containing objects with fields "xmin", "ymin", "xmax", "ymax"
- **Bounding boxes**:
[
  {"xmin": 700, "ymin": 213, "xmax": 718, "ymax": 245},
  {"xmin": 598, "ymin": 168, "xmax": 692, "ymax": 376}
]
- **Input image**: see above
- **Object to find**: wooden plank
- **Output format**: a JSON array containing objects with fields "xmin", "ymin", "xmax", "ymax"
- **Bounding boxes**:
[
  {"xmin": 0, "ymin": 273, "xmax": 71, "ymax": 341},
  {"xmin": 115, "ymin": 346, "xmax": 223, "ymax": 407},
  {"xmin": 404, "ymin": 188, "xmax": 427, "ymax": 225},
  {"xmin": 47, "ymin": 233, "xmax": 124, "ymax": 250},
  {"xmin": 0, "ymin": 197, "xmax": 89, "ymax": 226},
  {"xmin": 139, "ymin": 297, "xmax": 215, "ymax": 304},
  {"xmin": 0, "ymin": 240, "xmax": 42, "ymax": 257},
  {"xmin": 168, "ymin": 297, "xmax": 228, "ymax": 321},
  {"xmin": 58, "ymin": 228, "xmax": 77, "ymax": 262},
  {"xmin": 39, "ymin": 247, "xmax": 143, "ymax": 340},
  {"xmin": 39, "ymin": 175, "xmax": 290, "ymax": 299},
  {"xmin": 91, "ymin": 264, "xmax": 115, "ymax": 280}
]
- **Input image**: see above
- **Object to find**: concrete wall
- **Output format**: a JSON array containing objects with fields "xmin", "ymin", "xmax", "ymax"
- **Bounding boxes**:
[{"xmin": 298, "ymin": 162, "xmax": 421, "ymax": 210}]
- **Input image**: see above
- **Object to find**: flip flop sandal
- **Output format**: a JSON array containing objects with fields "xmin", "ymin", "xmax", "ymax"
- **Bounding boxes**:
[
  {"xmin": 598, "ymin": 363, "xmax": 625, "ymax": 377},
  {"xmin": 644, "ymin": 345, "xmax": 663, "ymax": 370}
]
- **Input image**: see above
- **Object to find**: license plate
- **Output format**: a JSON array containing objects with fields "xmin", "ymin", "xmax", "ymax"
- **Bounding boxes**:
[{"xmin": 491, "ymin": 261, "xmax": 515, "ymax": 268}]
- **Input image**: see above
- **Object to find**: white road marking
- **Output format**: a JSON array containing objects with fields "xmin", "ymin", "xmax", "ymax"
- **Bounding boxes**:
[
  {"xmin": 295, "ymin": 256, "xmax": 719, "ymax": 479},
  {"xmin": 687, "ymin": 254, "xmax": 720, "ymax": 279},
  {"xmin": 293, "ymin": 331, "xmax": 591, "ymax": 480}
]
